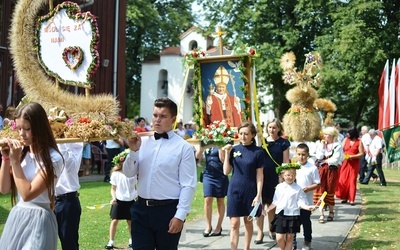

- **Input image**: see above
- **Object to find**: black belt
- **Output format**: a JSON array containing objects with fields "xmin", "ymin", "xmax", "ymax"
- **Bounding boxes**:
[
  {"xmin": 138, "ymin": 196, "xmax": 178, "ymax": 207},
  {"xmin": 55, "ymin": 191, "xmax": 79, "ymax": 201}
]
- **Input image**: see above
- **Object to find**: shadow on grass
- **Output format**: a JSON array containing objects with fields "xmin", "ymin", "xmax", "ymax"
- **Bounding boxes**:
[{"xmin": 343, "ymin": 238, "xmax": 396, "ymax": 249}]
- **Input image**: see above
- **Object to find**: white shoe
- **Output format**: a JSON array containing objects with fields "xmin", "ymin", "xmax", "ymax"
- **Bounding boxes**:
[{"xmin": 302, "ymin": 242, "xmax": 311, "ymax": 250}]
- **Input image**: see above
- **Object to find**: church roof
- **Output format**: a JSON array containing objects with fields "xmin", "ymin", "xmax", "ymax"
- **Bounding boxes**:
[
  {"xmin": 160, "ymin": 46, "xmax": 181, "ymax": 55},
  {"xmin": 179, "ymin": 26, "xmax": 196, "ymax": 39},
  {"xmin": 142, "ymin": 56, "xmax": 160, "ymax": 63}
]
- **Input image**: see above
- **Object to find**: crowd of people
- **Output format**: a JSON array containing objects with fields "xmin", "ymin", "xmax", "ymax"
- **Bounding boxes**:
[{"xmin": 0, "ymin": 99, "xmax": 389, "ymax": 250}]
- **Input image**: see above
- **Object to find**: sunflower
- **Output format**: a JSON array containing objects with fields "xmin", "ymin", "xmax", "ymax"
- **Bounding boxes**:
[{"xmin": 280, "ymin": 52, "xmax": 296, "ymax": 70}]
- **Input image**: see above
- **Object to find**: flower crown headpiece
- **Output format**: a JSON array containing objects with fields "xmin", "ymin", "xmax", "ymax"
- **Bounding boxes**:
[
  {"xmin": 276, "ymin": 163, "xmax": 301, "ymax": 174},
  {"xmin": 112, "ymin": 149, "xmax": 130, "ymax": 165}
]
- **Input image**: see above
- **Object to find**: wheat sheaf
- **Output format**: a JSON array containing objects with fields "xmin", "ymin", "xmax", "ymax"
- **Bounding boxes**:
[{"xmin": 9, "ymin": 0, "xmax": 120, "ymax": 121}]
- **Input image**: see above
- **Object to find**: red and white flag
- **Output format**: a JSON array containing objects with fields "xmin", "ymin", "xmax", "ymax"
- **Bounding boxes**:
[
  {"xmin": 378, "ymin": 60, "xmax": 389, "ymax": 130},
  {"xmin": 388, "ymin": 59, "xmax": 396, "ymax": 127}
]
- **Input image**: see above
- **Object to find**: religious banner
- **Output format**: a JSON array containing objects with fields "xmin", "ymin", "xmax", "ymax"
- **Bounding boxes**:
[
  {"xmin": 383, "ymin": 126, "xmax": 400, "ymax": 163},
  {"xmin": 200, "ymin": 58, "xmax": 246, "ymax": 128},
  {"xmin": 35, "ymin": 2, "xmax": 100, "ymax": 86}
]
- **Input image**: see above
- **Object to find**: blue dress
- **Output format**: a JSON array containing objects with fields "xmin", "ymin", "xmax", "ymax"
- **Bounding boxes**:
[
  {"xmin": 227, "ymin": 144, "xmax": 265, "ymax": 217},
  {"xmin": 262, "ymin": 137, "xmax": 290, "ymax": 204},
  {"xmin": 202, "ymin": 147, "xmax": 229, "ymax": 198}
]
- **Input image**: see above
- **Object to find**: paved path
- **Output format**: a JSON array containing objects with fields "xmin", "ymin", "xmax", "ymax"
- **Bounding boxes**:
[
  {"xmin": 179, "ymin": 191, "xmax": 361, "ymax": 250},
  {"xmin": 79, "ymin": 174, "xmax": 361, "ymax": 250}
]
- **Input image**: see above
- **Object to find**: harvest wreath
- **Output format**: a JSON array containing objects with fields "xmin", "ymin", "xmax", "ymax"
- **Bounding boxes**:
[{"xmin": 0, "ymin": 108, "xmax": 134, "ymax": 142}]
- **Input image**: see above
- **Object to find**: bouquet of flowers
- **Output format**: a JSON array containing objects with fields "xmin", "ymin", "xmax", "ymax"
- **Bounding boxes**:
[{"xmin": 197, "ymin": 120, "xmax": 237, "ymax": 147}]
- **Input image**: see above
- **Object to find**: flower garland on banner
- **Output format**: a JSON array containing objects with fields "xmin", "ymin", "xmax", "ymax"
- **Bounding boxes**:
[{"xmin": 34, "ymin": 1, "xmax": 100, "ymax": 85}]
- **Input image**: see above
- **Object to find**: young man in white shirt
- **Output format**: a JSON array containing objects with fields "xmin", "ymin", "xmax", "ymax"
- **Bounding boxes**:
[{"xmin": 123, "ymin": 97, "xmax": 197, "ymax": 249}]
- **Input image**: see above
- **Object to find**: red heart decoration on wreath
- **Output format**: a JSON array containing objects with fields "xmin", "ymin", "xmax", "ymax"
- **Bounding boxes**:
[{"xmin": 62, "ymin": 46, "xmax": 84, "ymax": 70}]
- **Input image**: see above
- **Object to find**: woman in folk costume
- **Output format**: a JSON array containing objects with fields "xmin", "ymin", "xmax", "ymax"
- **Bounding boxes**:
[
  {"xmin": 205, "ymin": 65, "xmax": 242, "ymax": 127},
  {"xmin": 313, "ymin": 126, "xmax": 344, "ymax": 223}
]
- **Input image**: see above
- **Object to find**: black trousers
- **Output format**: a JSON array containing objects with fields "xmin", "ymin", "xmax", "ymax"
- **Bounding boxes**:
[
  {"xmin": 55, "ymin": 195, "xmax": 82, "ymax": 250},
  {"xmin": 131, "ymin": 200, "xmax": 181, "ymax": 250},
  {"xmin": 105, "ymin": 148, "xmax": 121, "ymax": 180},
  {"xmin": 362, "ymin": 153, "xmax": 387, "ymax": 185},
  {"xmin": 359, "ymin": 153, "xmax": 377, "ymax": 182}
]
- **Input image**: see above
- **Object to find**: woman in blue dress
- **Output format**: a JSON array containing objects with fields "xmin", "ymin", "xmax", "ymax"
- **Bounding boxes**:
[
  {"xmin": 255, "ymin": 118, "xmax": 290, "ymax": 243},
  {"xmin": 196, "ymin": 147, "xmax": 229, "ymax": 237},
  {"xmin": 223, "ymin": 121, "xmax": 265, "ymax": 250}
]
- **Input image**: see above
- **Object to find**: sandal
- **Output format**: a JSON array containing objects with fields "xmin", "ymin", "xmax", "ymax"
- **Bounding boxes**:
[
  {"xmin": 318, "ymin": 215, "xmax": 324, "ymax": 224},
  {"xmin": 327, "ymin": 212, "xmax": 334, "ymax": 221}
]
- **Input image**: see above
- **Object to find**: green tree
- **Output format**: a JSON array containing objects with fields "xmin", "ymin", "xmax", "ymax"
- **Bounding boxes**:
[
  {"xmin": 197, "ymin": 0, "xmax": 400, "ymax": 128},
  {"xmin": 125, "ymin": 0, "xmax": 195, "ymax": 118}
]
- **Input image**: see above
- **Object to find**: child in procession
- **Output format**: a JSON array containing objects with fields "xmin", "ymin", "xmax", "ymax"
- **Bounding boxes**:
[{"xmin": 266, "ymin": 163, "xmax": 316, "ymax": 250}]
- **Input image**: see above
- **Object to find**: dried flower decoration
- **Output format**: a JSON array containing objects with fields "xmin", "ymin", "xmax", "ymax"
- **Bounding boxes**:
[{"xmin": 280, "ymin": 51, "xmax": 323, "ymax": 91}]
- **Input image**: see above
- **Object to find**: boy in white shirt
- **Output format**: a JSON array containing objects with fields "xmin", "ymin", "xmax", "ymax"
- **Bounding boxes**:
[{"xmin": 293, "ymin": 143, "xmax": 321, "ymax": 250}]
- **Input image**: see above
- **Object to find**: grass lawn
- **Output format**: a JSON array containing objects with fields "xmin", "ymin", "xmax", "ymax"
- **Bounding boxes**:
[{"xmin": 340, "ymin": 167, "xmax": 400, "ymax": 250}]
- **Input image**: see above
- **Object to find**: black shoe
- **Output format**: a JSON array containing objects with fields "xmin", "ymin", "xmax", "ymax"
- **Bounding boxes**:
[
  {"xmin": 380, "ymin": 183, "xmax": 387, "ymax": 186},
  {"xmin": 210, "ymin": 228, "xmax": 222, "ymax": 236},
  {"xmin": 341, "ymin": 200, "xmax": 348, "ymax": 203},
  {"xmin": 105, "ymin": 244, "xmax": 114, "ymax": 249},
  {"xmin": 254, "ymin": 233, "xmax": 264, "ymax": 244},
  {"xmin": 360, "ymin": 182, "xmax": 368, "ymax": 185},
  {"xmin": 203, "ymin": 228, "xmax": 212, "ymax": 237}
]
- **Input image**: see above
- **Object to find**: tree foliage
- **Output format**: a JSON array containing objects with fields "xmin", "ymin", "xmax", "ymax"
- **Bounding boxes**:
[
  {"xmin": 197, "ymin": 0, "xmax": 400, "ymax": 129},
  {"xmin": 125, "ymin": 0, "xmax": 194, "ymax": 118}
]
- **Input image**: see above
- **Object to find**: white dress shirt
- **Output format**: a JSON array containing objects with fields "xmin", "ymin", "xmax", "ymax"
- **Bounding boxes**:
[
  {"xmin": 369, "ymin": 136, "xmax": 383, "ymax": 157},
  {"xmin": 123, "ymin": 130, "xmax": 197, "ymax": 221},
  {"xmin": 296, "ymin": 161, "xmax": 321, "ymax": 205},
  {"xmin": 272, "ymin": 181, "xmax": 308, "ymax": 216},
  {"xmin": 55, "ymin": 143, "xmax": 84, "ymax": 196},
  {"xmin": 110, "ymin": 171, "xmax": 137, "ymax": 201},
  {"xmin": 361, "ymin": 133, "xmax": 372, "ymax": 153}
]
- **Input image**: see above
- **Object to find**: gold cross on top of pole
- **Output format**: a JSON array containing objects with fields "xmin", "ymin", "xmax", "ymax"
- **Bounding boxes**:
[{"xmin": 213, "ymin": 26, "xmax": 227, "ymax": 55}]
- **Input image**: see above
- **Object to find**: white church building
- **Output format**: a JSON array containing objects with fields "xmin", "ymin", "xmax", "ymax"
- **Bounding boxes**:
[
  {"xmin": 140, "ymin": 26, "xmax": 274, "ymax": 126},
  {"xmin": 140, "ymin": 26, "xmax": 211, "ymax": 124}
]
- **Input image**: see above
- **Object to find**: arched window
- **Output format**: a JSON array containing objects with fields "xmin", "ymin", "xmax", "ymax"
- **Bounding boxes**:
[
  {"xmin": 158, "ymin": 69, "xmax": 168, "ymax": 97},
  {"xmin": 189, "ymin": 40, "xmax": 198, "ymax": 51}
]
